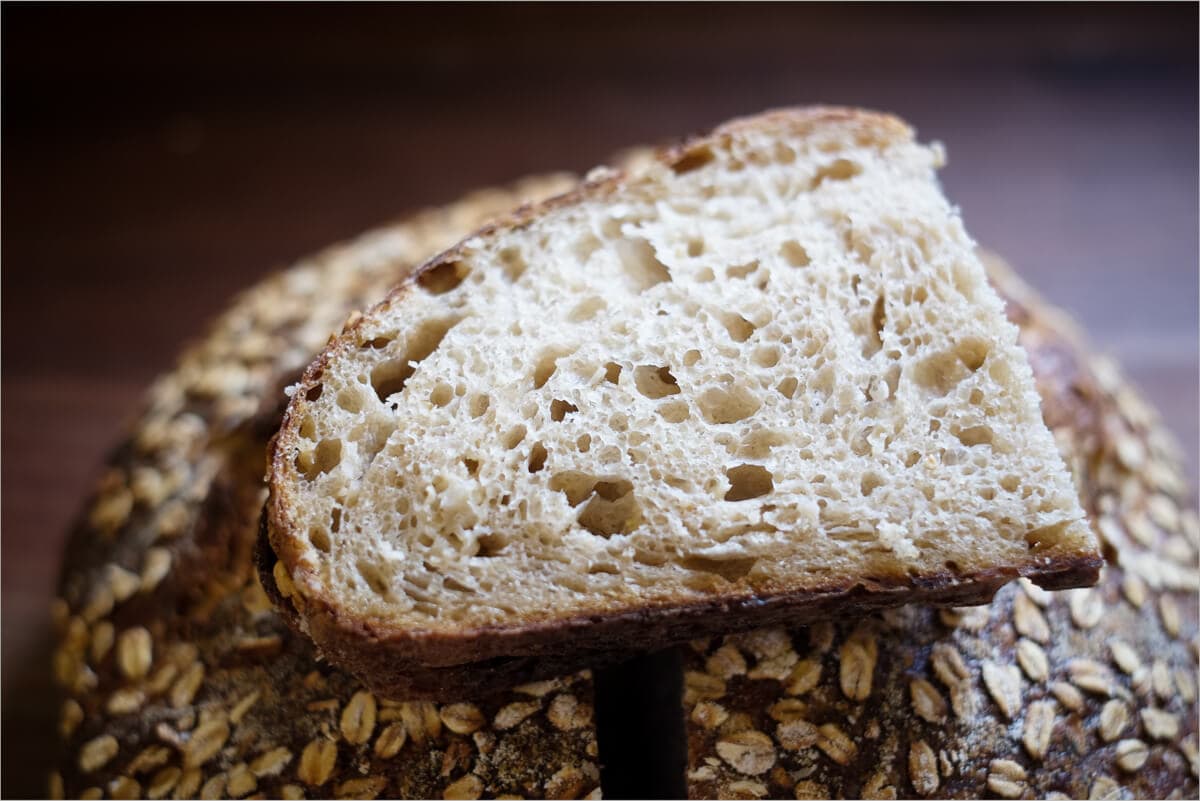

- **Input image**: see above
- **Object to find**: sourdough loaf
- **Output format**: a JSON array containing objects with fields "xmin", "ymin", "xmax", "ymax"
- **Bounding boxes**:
[
  {"xmin": 48, "ymin": 146, "xmax": 1196, "ymax": 801},
  {"xmin": 264, "ymin": 108, "xmax": 1100, "ymax": 700}
]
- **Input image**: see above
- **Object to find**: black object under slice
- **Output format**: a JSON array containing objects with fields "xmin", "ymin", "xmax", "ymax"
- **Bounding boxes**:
[{"xmin": 594, "ymin": 648, "xmax": 688, "ymax": 799}]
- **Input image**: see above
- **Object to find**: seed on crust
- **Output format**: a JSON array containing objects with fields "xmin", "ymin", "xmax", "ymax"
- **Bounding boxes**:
[
  {"xmin": 90, "ymin": 621, "xmax": 115, "ymax": 663},
  {"xmin": 706, "ymin": 644, "xmax": 748, "ymax": 679},
  {"xmin": 226, "ymin": 764, "xmax": 257, "ymax": 797},
  {"xmin": 79, "ymin": 734, "xmax": 120, "ymax": 773},
  {"xmin": 250, "ymin": 746, "xmax": 293, "ymax": 777},
  {"xmin": 443, "ymin": 774, "xmax": 484, "ymax": 800},
  {"xmin": 1013, "ymin": 592, "xmax": 1050, "ymax": 643},
  {"xmin": 339, "ymin": 691, "xmax": 377, "ymax": 744},
  {"xmin": 373, "ymin": 722, "xmax": 407, "ymax": 759},
  {"xmin": 982, "ymin": 661, "xmax": 1022, "ymax": 720},
  {"xmin": 1068, "ymin": 658, "xmax": 1115, "ymax": 696},
  {"xmin": 297, "ymin": 738, "xmax": 337, "ymax": 786},
  {"xmin": 441, "ymin": 702, "xmax": 486, "ymax": 735},
  {"xmin": 909, "ymin": 678, "xmax": 948, "ymax": 724},
  {"xmin": 337, "ymin": 776, "xmax": 387, "ymax": 800},
  {"xmin": 1069, "ymin": 588, "xmax": 1103, "ymax": 629},
  {"xmin": 1114, "ymin": 739, "xmax": 1149, "ymax": 772},
  {"xmin": 1089, "ymin": 775, "xmax": 1121, "ymax": 800},
  {"xmin": 908, "ymin": 739, "xmax": 939, "ymax": 796},
  {"xmin": 146, "ymin": 766, "xmax": 181, "ymax": 799},
  {"xmin": 183, "ymin": 719, "xmax": 229, "ymax": 768},
  {"xmin": 1159, "ymin": 595, "xmax": 1181, "ymax": 637},
  {"xmin": 1109, "ymin": 640, "xmax": 1140, "ymax": 675},
  {"xmin": 494, "ymin": 701, "xmax": 540, "ymax": 731},
  {"xmin": 685, "ymin": 671, "xmax": 726, "ymax": 704},
  {"xmin": 1052, "ymin": 681, "xmax": 1085, "ymax": 714},
  {"xmin": 986, "ymin": 759, "xmax": 1027, "ymax": 799},
  {"xmin": 1140, "ymin": 707, "xmax": 1179, "ymax": 740},
  {"xmin": 1099, "ymin": 700, "xmax": 1129, "ymax": 742},
  {"xmin": 775, "ymin": 719, "xmax": 818, "ymax": 752},
  {"xmin": 716, "ymin": 730, "xmax": 776, "ymax": 775},
  {"xmin": 547, "ymin": 693, "xmax": 593, "ymax": 731},
  {"xmin": 59, "ymin": 699, "xmax": 84, "ymax": 740},
  {"xmin": 117, "ymin": 626, "xmax": 153, "ymax": 680},
  {"xmin": 786, "ymin": 658, "xmax": 822, "ymax": 696},
  {"xmin": 1022, "ymin": 700, "xmax": 1056, "ymax": 760},
  {"xmin": 1016, "ymin": 639, "xmax": 1049, "ymax": 682},
  {"xmin": 839, "ymin": 638, "xmax": 876, "ymax": 701},
  {"xmin": 816, "ymin": 723, "xmax": 856, "ymax": 766},
  {"xmin": 109, "ymin": 776, "xmax": 141, "ymax": 800}
]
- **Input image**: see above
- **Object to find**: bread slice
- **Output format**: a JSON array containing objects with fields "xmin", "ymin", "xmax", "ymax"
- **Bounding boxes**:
[{"xmin": 264, "ymin": 107, "xmax": 1102, "ymax": 699}]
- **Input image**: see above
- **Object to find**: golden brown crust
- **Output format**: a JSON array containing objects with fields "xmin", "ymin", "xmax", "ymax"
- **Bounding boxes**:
[
  {"xmin": 683, "ymin": 252, "xmax": 1198, "ymax": 799},
  {"xmin": 264, "ymin": 107, "xmax": 1101, "ymax": 700}
]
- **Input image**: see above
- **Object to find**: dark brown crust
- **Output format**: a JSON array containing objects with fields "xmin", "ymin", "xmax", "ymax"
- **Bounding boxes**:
[{"xmin": 264, "ymin": 107, "xmax": 1103, "ymax": 702}]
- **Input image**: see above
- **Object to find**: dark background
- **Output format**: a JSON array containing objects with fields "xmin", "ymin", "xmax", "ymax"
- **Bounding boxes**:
[{"xmin": 3, "ymin": 3, "xmax": 1197, "ymax": 795}]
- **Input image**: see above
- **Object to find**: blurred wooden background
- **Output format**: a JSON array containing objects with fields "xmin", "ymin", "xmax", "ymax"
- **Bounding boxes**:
[{"xmin": 2, "ymin": 3, "xmax": 1196, "ymax": 795}]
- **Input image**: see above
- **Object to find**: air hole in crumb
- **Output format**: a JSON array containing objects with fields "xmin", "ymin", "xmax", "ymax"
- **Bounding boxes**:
[
  {"xmin": 309, "ymin": 527, "xmax": 331, "ymax": 553},
  {"xmin": 753, "ymin": 346, "xmax": 780, "ymax": 368},
  {"xmin": 370, "ymin": 317, "xmax": 459, "ymax": 402},
  {"xmin": 469, "ymin": 395, "xmax": 490, "ymax": 418},
  {"xmin": 417, "ymin": 260, "xmax": 468, "ymax": 294},
  {"xmin": 462, "ymin": 457, "xmax": 480, "ymax": 477},
  {"xmin": 502, "ymin": 425, "xmax": 527, "ymax": 449},
  {"xmin": 720, "ymin": 313, "xmax": 756, "ymax": 343},
  {"xmin": 683, "ymin": 349, "xmax": 702, "ymax": 367},
  {"xmin": 549, "ymin": 399, "xmax": 579, "ymax": 422},
  {"xmin": 476, "ymin": 533, "xmax": 507, "ymax": 557},
  {"xmin": 634, "ymin": 549, "xmax": 668, "ymax": 567},
  {"xmin": 498, "ymin": 247, "xmax": 527, "ymax": 282},
  {"xmin": 979, "ymin": 487, "xmax": 996, "ymax": 500},
  {"xmin": 904, "ymin": 451, "xmax": 921, "ymax": 468},
  {"xmin": 305, "ymin": 438, "xmax": 342, "ymax": 477},
  {"xmin": 679, "ymin": 555, "xmax": 758, "ymax": 582},
  {"xmin": 724, "ymin": 464, "xmax": 774, "ymax": 501},
  {"xmin": 699, "ymin": 386, "xmax": 761, "ymax": 424},
  {"xmin": 956, "ymin": 338, "xmax": 990, "ymax": 372},
  {"xmin": 528, "ymin": 442, "xmax": 548, "ymax": 473},
  {"xmin": 430, "ymin": 384, "xmax": 454, "ymax": 407},
  {"xmin": 696, "ymin": 266, "xmax": 716, "ymax": 283},
  {"xmin": 615, "ymin": 238, "xmax": 671, "ymax": 292},
  {"xmin": 956, "ymin": 425, "xmax": 994, "ymax": 447},
  {"xmin": 305, "ymin": 383, "xmax": 323, "ymax": 401},
  {"xmin": 1000, "ymin": 475, "xmax": 1020, "ymax": 492},
  {"xmin": 687, "ymin": 239, "xmax": 705, "ymax": 257},
  {"xmin": 608, "ymin": 413, "xmax": 629, "ymax": 432},
  {"xmin": 634, "ymin": 365, "xmax": 681, "ymax": 399},
  {"xmin": 576, "ymin": 434, "xmax": 591, "ymax": 452},
  {"xmin": 534, "ymin": 348, "xmax": 572, "ymax": 389},
  {"xmin": 336, "ymin": 388, "xmax": 363, "ymax": 413},
  {"xmin": 330, "ymin": 507, "xmax": 342, "ymax": 533},
  {"xmin": 603, "ymin": 362, "xmax": 623, "ymax": 384},
  {"xmin": 659, "ymin": 400, "xmax": 689, "ymax": 423},
  {"xmin": 670, "ymin": 146, "xmax": 715, "ymax": 174},
  {"xmin": 969, "ymin": 389, "xmax": 984, "ymax": 405},
  {"xmin": 728, "ymin": 261, "xmax": 758, "ymax": 280},
  {"xmin": 357, "ymin": 562, "xmax": 389, "ymax": 596},
  {"xmin": 860, "ymin": 473, "xmax": 884, "ymax": 496},
  {"xmin": 862, "ymin": 295, "xmax": 885, "ymax": 357},
  {"xmin": 943, "ymin": 560, "xmax": 961, "ymax": 573},
  {"xmin": 780, "ymin": 240, "xmax": 810, "ymax": 267},
  {"xmin": 443, "ymin": 577, "xmax": 476, "ymax": 594},
  {"xmin": 588, "ymin": 562, "xmax": 620, "ymax": 575},
  {"xmin": 569, "ymin": 297, "xmax": 606, "ymax": 322},
  {"xmin": 361, "ymin": 335, "xmax": 394, "ymax": 349},
  {"xmin": 776, "ymin": 377, "xmax": 798, "ymax": 399},
  {"xmin": 574, "ymin": 233, "xmax": 601, "ymax": 262},
  {"xmin": 578, "ymin": 482, "xmax": 641, "ymax": 538},
  {"xmin": 299, "ymin": 415, "xmax": 317, "ymax": 440},
  {"xmin": 811, "ymin": 158, "xmax": 862, "ymax": 187}
]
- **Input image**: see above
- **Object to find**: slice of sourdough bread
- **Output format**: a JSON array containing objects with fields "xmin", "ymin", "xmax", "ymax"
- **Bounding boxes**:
[{"xmin": 264, "ymin": 107, "xmax": 1102, "ymax": 699}]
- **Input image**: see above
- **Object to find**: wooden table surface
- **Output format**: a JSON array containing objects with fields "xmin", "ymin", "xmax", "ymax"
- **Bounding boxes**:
[{"xmin": 3, "ymin": 4, "xmax": 1196, "ymax": 795}]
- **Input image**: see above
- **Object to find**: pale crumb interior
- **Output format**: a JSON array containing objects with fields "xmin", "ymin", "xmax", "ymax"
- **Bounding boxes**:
[{"xmin": 281, "ymin": 116, "xmax": 1090, "ymax": 630}]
